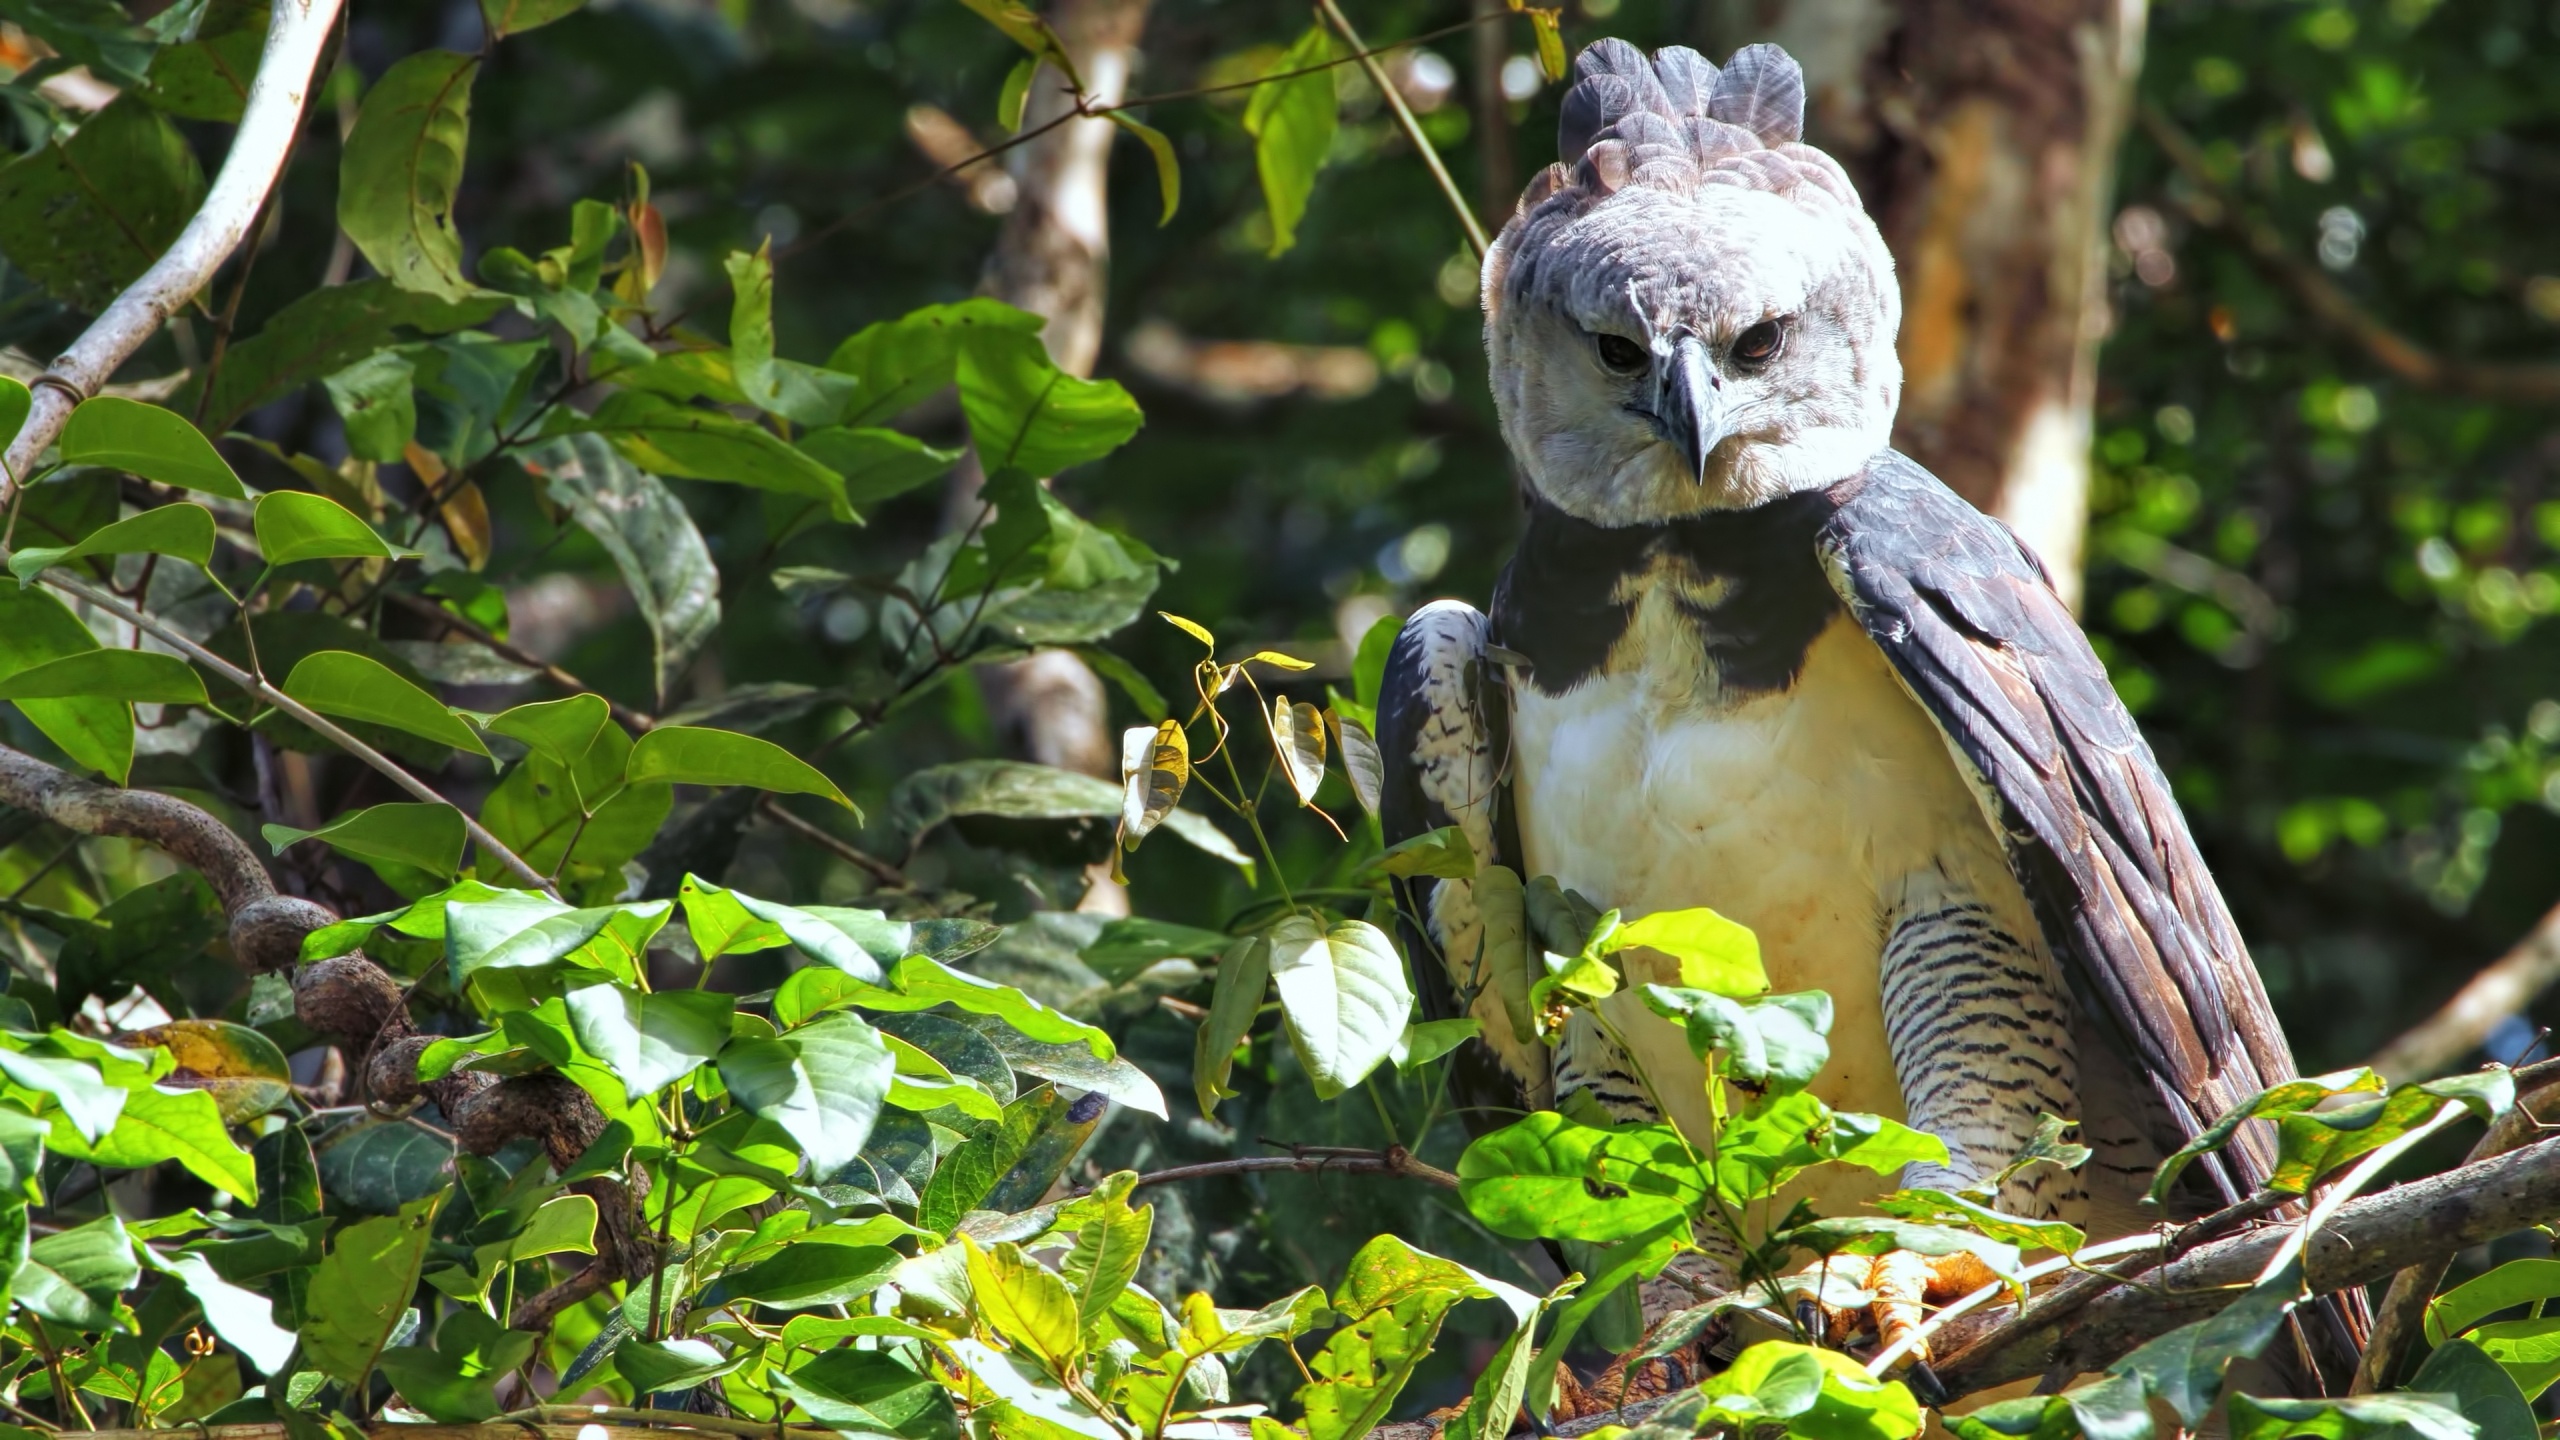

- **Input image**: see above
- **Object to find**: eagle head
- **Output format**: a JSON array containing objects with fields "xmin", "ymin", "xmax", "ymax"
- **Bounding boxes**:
[{"xmin": 1483, "ymin": 41, "xmax": 1902, "ymax": 526}]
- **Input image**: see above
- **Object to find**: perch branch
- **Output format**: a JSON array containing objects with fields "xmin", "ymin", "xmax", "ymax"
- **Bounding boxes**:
[
  {"xmin": 0, "ymin": 0, "xmax": 345, "ymax": 493},
  {"xmin": 2139, "ymin": 104, "xmax": 2560, "ymax": 406},
  {"xmin": 1927, "ymin": 1130, "xmax": 2560, "ymax": 1401},
  {"xmin": 2367, "ymin": 898, "xmax": 2560, "ymax": 1083},
  {"xmin": 2353, "ymin": 1074, "xmax": 2560, "ymax": 1390}
]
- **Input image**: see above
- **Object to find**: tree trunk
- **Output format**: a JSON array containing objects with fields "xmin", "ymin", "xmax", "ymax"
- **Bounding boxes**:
[
  {"xmin": 944, "ymin": 0, "xmax": 1152, "ymax": 910},
  {"xmin": 1716, "ymin": 0, "xmax": 2146, "ymax": 608}
]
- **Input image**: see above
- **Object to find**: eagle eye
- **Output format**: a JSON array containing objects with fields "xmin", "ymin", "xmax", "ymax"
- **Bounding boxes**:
[
  {"xmin": 1733, "ymin": 319, "xmax": 1786, "ymax": 366},
  {"xmin": 1593, "ymin": 333, "xmax": 1648, "ymax": 375}
]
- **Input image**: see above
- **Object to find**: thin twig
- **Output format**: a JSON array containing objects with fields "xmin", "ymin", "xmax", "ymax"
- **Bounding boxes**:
[
  {"xmin": 1314, "ymin": 0, "xmax": 1490, "ymax": 259},
  {"xmin": 384, "ymin": 588, "xmax": 657, "ymax": 733},
  {"xmin": 776, "ymin": 14, "xmax": 1502, "ymax": 264},
  {"xmin": 754, "ymin": 797, "xmax": 905, "ymax": 886},
  {"xmin": 2, "ymin": 0, "xmax": 346, "ymax": 492},
  {"xmin": 1069, "ymin": 1145, "xmax": 1460, "ymax": 1196},
  {"xmin": 35, "ymin": 568, "xmax": 555, "ymax": 893}
]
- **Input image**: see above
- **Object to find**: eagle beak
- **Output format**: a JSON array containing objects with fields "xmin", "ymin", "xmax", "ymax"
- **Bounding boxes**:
[{"xmin": 1657, "ymin": 336, "xmax": 1725, "ymax": 484}]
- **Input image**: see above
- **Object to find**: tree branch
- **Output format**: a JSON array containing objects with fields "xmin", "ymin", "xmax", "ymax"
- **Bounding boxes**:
[
  {"xmin": 2367, "ymin": 898, "xmax": 2560, "ymax": 1083},
  {"xmin": 1927, "ymin": 1131, "xmax": 2560, "ymax": 1401},
  {"xmin": 2139, "ymin": 103, "xmax": 2560, "ymax": 406},
  {"xmin": 386, "ymin": 588, "xmax": 658, "ymax": 734},
  {"xmin": 0, "ymin": 0, "xmax": 345, "ymax": 492}
]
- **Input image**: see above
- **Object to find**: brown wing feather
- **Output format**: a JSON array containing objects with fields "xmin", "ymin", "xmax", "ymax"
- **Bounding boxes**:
[{"xmin": 1816, "ymin": 452, "xmax": 2290, "ymax": 1201}]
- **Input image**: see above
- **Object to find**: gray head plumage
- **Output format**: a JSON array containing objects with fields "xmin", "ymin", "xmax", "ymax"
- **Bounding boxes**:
[{"xmin": 1483, "ymin": 40, "xmax": 1900, "ymax": 525}]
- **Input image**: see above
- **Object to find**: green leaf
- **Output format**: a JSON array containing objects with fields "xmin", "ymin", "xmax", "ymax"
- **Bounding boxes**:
[
  {"xmin": 683, "ymin": 876, "xmax": 886, "ymax": 980},
  {"xmin": 2429, "ymin": 1260, "xmax": 2560, "ymax": 1348},
  {"xmin": 562, "ymin": 980, "xmax": 732, "ymax": 1102},
  {"xmin": 966, "ymin": 1236, "xmax": 1084, "ymax": 1370},
  {"xmin": 9, "ymin": 502, "xmax": 216, "ymax": 583},
  {"xmin": 60, "ymin": 1083, "xmax": 257, "ymax": 1201},
  {"xmin": 1082, "ymin": 916, "xmax": 1233, "ymax": 981},
  {"xmin": 191, "ymin": 279, "xmax": 503, "ymax": 432},
  {"xmin": 1699, "ymin": 1342, "xmax": 1925, "ymax": 1440},
  {"xmin": 2266, "ymin": 1072, "xmax": 2514, "ymax": 1196},
  {"xmin": 1107, "ymin": 111, "xmax": 1180, "ymax": 223},
  {"xmin": 1872, "ymin": 1187, "xmax": 2085, "ymax": 1256},
  {"xmin": 2147, "ymin": 1068, "xmax": 2385, "ymax": 1205},
  {"xmin": 2227, "ymin": 1393, "xmax": 2476, "ymax": 1440},
  {"xmin": 1457, "ymin": 1112, "xmax": 1703, "ymax": 1242},
  {"xmin": 302, "ymin": 1192, "xmax": 443, "ymax": 1385},
  {"xmin": 717, "ymin": 1241, "xmax": 901, "ymax": 1310},
  {"xmin": 718, "ymin": 1011, "xmax": 895, "ymax": 1175},
  {"xmin": 13, "ymin": 1215, "xmax": 137, "ymax": 1327},
  {"xmin": 882, "ymin": 954, "xmax": 1114, "ymax": 1057},
  {"xmin": 956, "ymin": 327, "xmax": 1145, "ymax": 477},
  {"xmin": 1060, "ymin": 1182, "xmax": 1152, "ymax": 1330},
  {"xmin": 892, "ymin": 758, "xmax": 1252, "ymax": 872},
  {"xmin": 615, "ymin": 1338, "xmax": 741, "ymax": 1395},
  {"xmin": 564, "ymin": 389, "xmax": 849, "ymax": 515},
  {"xmin": 444, "ymin": 894, "xmax": 669, "ymax": 987},
  {"xmin": 966, "ymin": 1017, "xmax": 1167, "ymax": 1121},
  {"xmin": 996, "ymin": 55, "xmax": 1037, "ymax": 131},
  {"xmin": 2463, "ymin": 1319, "xmax": 2560, "ymax": 1404},
  {"xmin": 1303, "ymin": 1234, "xmax": 1521, "ymax": 1440},
  {"xmin": 338, "ymin": 50, "xmax": 479, "ymax": 301},
  {"xmin": 1604, "ymin": 907, "xmax": 1769, "ymax": 995},
  {"xmin": 1365, "ymin": 825, "xmax": 1474, "ymax": 879},
  {"xmin": 627, "ymin": 724, "xmax": 852, "ymax": 807},
  {"xmin": 488, "ymin": 692, "xmax": 611, "ymax": 771},
  {"xmin": 1243, "ymin": 28, "xmax": 1338, "ymax": 256},
  {"xmin": 1269, "ymin": 916, "xmax": 1413, "ymax": 1099},
  {"xmin": 124, "ymin": 1017, "xmax": 292, "ymax": 1125},
  {"xmin": 322, "ymin": 350, "xmax": 419, "ymax": 463},
  {"xmin": 2409, "ymin": 1338, "xmax": 2537, "ymax": 1440},
  {"xmin": 726, "ymin": 245, "xmax": 856, "ymax": 427},
  {"xmin": 137, "ymin": 0, "xmax": 267, "ymax": 122},
  {"xmin": 1714, "ymin": 1094, "xmax": 1948, "ymax": 1204},
  {"xmin": 0, "ymin": 558, "xmax": 140, "ymax": 778},
  {"xmin": 283, "ymin": 650, "xmax": 490, "ymax": 756},
  {"xmin": 2107, "ymin": 1258, "xmax": 2304, "ymax": 1426},
  {"xmin": 378, "ymin": 1308, "xmax": 539, "ymax": 1422},
  {"xmin": 0, "ymin": 99, "xmax": 206, "ymax": 312},
  {"xmin": 531, "ymin": 435, "xmax": 720, "ymax": 704},
  {"xmin": 313, "ymin": 1118, "xmax": 456, "ymax": 1213},
  {"xmin": 1397, "ymin": 1018, "xmax": 1481, "ymax": 1071},
  {"xmin": 0, "ymin": 649, "xmax": 205, "ymax": 704},
  {"xmin": 951, "ymin": 0, "xmax": 1082, "ymax": 87},
  {"xmin": 796, "ymin": 425, "xmax": 961, "ymax": 510},
  {"xmin": 147, "ymin": 1250, "xmax": 297, "ymax": 1376},
  {"xmin": 59, "ymin": 396, "xmax": 249, "ymax": 498},
  {"xmin": 1194, "ymin": 931, "xmax": 1270, "ymax": 1115},
  {"xmin": 254, "ymin": 489, "xmax": 405, "ymax": 566},
  {"xmin": 1639, "ymin": 986, "xmax": 1832, "ymax": 1094},
  {"xmin": 479, "ymin": 0, "xmax": 586, "ymax": 39},
  {"xmin": 778, "ymin": 1351, "xmax": 959, "ymax": 1440}
]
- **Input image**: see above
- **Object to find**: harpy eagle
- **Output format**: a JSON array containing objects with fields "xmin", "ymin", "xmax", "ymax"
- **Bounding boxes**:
[{"xmin": 1377, "ymin": 38, "xmax": 2363, "ymax": 1382}]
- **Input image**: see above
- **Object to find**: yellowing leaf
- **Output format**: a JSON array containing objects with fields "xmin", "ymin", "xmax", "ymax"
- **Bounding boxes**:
[
  {"xmin": 1267, "ymin": 696, "xmax": 1327, "ymax": 806},
  {"xmin": 963, "ymin": 1236, "xmax": 1083, "ymax": 1372},
  {"xmin": 1118, "ymin": 719, "xmax": 1190, "ymax": 851},
  {"xmin": 1602, "ymin": 907, "xmax": 1768, "ymax": 997},
  {"xmin": 1160, "ymin": 611, "xmax": 1215, "ymax": 649},
  {"xmin": 1245, "ymin": 649, "xmax": 1315, "ymax": 670}
]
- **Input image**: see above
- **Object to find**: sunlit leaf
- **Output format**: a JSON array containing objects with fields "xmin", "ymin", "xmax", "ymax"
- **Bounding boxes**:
[
  {"xmin": 9, "ymin": 501, "xmax": 215, "ymax": 582},
  {"xmin": 0, "ymin": 649, "xmax": 205, "ymax": 704},
  {"xmin": 1269, "ymin": 916, "xmax": 1412, "ymax": 1099},
  {"xmin": 1243, "ymin": 27, "xmax": 1338, "ymax": 256},
  {"xmin": 627, "ymin": 724, "xmax": 854, "ymax": 808},
  {"xmin": 255, "ymin": 490, "xmax": 406, "ymax": 566},
  {"xmin": 284, "ymin": 650, "xmax": 490, "ymax": 756}
]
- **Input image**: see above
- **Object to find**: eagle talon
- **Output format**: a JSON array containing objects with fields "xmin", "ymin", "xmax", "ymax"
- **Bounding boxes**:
[
  {"xmin": 1907, "ymin": 1361, "xmax": 1950, "ymax": 1409},
  {"xmin": 1785, "ymin": 1249, "xmax": 2003, "ymax": 1366},
  {"xmin": 1794, "ymin": 1296, "xmax": 1825, "ymax": 1344}
]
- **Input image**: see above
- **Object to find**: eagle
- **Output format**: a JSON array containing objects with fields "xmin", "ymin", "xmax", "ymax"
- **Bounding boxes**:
[{"xmin": 1375, "ymin": 38, "xmax": 2364, "ymax": 1389}]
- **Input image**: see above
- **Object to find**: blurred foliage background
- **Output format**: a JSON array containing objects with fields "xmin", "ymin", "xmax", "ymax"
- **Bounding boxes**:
[{"xmin": 0, "ymin": 0, "xmax": 2549, "ymax": 1405}]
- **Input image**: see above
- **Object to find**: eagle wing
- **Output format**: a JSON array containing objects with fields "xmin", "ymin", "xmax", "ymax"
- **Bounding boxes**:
[
  {"xmin": 1375, "ymin": 600, "xmax": 1549, "ymax": 1119},
  {"xmin": 1816, "ymin": 451, "xmax": 2295, "ymax": 1203}
]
